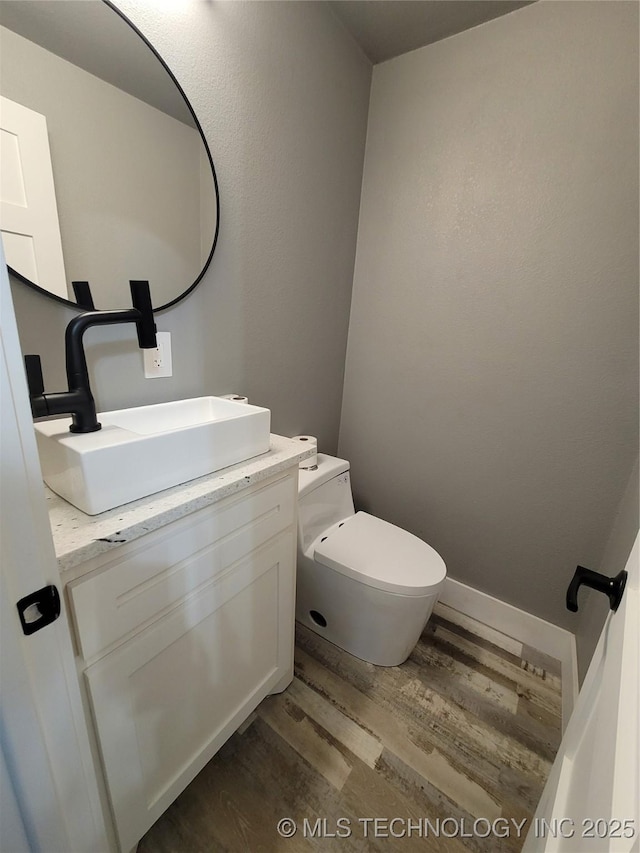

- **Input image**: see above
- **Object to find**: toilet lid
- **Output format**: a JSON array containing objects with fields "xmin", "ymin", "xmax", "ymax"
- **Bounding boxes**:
[{"xmin": 314, "ymin": 511, "xmax": 446, "ymax": 597}]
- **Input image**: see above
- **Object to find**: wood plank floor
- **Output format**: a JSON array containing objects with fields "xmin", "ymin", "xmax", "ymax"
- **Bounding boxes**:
[{"xmin": 138, "ymin": 604, "xmax": 562, "ymax": 852}]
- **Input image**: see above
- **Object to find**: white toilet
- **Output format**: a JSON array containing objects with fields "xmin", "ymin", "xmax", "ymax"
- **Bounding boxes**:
[{"xmin": 296, "ymin": 453, "xmax": 446, "ymax": 666}]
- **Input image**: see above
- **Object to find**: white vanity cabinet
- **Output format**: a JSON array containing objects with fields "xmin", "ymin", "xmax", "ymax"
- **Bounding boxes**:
[{"xmin": 64, "ymin": 468, "xmax": 298, "ymax": 852}]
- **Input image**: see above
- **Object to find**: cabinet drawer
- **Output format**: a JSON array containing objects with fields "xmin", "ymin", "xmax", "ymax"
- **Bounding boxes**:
[{"xmin": 68, "ymin": 473, "xmax": 295, "ymax": 661}]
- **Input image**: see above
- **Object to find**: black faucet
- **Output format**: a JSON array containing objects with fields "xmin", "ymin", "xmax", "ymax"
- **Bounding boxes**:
[{"xmin": 24, "ymin": 280, "xmax": 157, "ymax": 433}]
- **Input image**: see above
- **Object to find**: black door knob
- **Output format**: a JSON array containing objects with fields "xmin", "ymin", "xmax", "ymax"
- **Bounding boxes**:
[{"xmin": 566, "ymin": 566, "xmax": 628, "ymax": 613}]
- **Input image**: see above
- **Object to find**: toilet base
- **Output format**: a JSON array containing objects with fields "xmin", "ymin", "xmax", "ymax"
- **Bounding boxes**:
[{"xmin": 295, "ymin": 553, "xmax": 443, "ymax": 666}]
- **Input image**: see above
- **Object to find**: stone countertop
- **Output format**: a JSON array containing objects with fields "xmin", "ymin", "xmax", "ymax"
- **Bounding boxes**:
[{"xmin": 48, "ymin": 434, "xmax": 313, "ymax": 574}]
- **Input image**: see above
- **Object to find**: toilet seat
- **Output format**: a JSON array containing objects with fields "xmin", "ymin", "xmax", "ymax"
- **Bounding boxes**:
[{"xmin": 314, "ymin": 511, "xmax": 446, "ymax": 597}]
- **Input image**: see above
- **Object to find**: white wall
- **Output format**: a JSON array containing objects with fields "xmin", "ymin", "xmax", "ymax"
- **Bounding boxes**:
[
  {"xmin": 9, "ymin": 0, "xmax": 371, "ymax": 451},
  {"xmin": 339, "ymin": 1, "xmax": 639, "ymax": 631}
]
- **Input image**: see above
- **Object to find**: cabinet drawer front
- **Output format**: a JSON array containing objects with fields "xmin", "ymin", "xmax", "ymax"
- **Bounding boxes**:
[
  {"xmin": 84, "ymin": 533, "xmax": 295, "ymax": 853},
  {"xmin": 69, "ymin": 474, "xmax": 295, "ymax": 661}
]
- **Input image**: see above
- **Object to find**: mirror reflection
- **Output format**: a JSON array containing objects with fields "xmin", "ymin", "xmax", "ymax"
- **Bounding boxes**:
[{"xmin": 0, "ymin": 0, "xmax": 219, "ymax": 311}]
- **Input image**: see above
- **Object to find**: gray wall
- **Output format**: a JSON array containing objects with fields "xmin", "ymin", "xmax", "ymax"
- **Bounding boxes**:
[
  {"xmin": 9, "ymin": 0, "xmax": 371, "ymax": 451},
  {"xmin": 8, "ymin": 0, "xmax": 637, "ymax": 660},
  {"xmin": 339, "ymin": 1, "xmax": 639, "ymax": 631},
  {"xmin": 1, "ymin": 25, "xmax": 203, "ymax": 309}
]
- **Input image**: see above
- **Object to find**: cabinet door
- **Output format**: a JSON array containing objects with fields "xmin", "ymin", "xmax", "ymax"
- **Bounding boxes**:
[{"xmin": 85, "ymin": 532, "xmax": 294, "ymax": 852}]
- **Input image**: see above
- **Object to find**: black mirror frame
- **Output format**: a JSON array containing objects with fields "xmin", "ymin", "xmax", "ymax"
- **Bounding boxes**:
[{"xmin": 7, "ymin": 0, "xmax": 220, "ymax": 314}]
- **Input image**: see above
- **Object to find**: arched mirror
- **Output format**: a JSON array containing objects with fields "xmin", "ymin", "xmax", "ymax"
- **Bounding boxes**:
[{"xmin": 0, "ymin": 0, "xmax": 219, "ymax": 311}]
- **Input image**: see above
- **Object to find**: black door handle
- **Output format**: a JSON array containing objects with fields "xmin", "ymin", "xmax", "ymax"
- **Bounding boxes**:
[
  {"xmin": 16, "ymin": 585, "xmax": 61, "ymax": 635},
  {"xmin": 566, "ymin": 566, "xmax": 627, "ymax": 613}
]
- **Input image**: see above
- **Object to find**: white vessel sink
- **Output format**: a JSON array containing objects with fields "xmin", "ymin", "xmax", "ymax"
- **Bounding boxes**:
[{"xmin": 34, "ymin": 396, "xmax": 271, "ymax": 515}]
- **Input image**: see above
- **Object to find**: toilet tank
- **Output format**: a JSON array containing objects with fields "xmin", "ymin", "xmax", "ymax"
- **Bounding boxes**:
[{"xmin": 298, "ymin": 454, "xmax": 355, "ymax": 553}]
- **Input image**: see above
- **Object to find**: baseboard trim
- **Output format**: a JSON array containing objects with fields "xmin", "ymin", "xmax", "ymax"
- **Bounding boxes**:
[{"xmin": 439, "ymin": 577, "xmax": 578, "ymax": 731}]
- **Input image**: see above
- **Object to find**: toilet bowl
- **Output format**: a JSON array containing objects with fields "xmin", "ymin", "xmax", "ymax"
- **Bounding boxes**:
[{"xmin": 296, "ymin": 453, "xmax": 446, "ymax": 666}]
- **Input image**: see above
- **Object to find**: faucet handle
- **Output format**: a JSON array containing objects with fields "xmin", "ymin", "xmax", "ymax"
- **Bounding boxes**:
[
  {"xmin": 129, "ymin": 280, "xmax": 157, "ymax": 349},
  {"xmin": 24, "ymin": 355, "xmax": 49, "ymax": 418},
  {"xmin": 72, "ymin": 281, "xmax": 96, "ymax": 310},
  {"xmin": 24, "ymin": 354, "xmax": 45, "ymax": 398}
]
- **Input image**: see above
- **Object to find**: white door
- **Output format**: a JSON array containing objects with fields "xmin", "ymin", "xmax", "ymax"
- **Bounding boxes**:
[
  {"xmin": 523, "ymin": 532, "xmax": 639, "ymax": 852},
  {"xmin": 0, "ymin": 251, "xmax": 109, "ymax": 851},
  {"xmin": 0, "ymin": 96, "xmax": 68, "ymax": 299}
]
